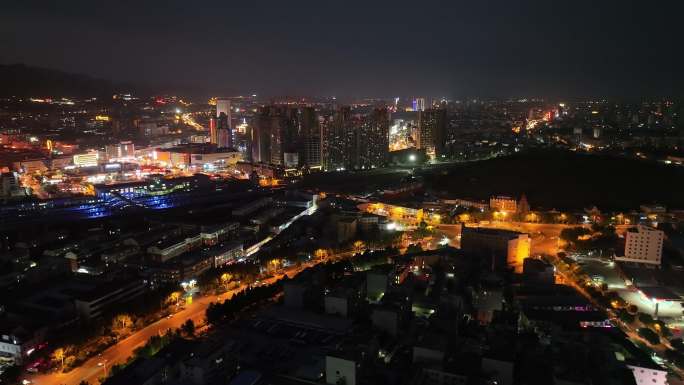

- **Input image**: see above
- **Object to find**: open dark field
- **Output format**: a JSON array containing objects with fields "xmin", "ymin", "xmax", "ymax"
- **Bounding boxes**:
[
  {"xmin": 299, "ymin": 169, "xmax": 410, "ymax": 195},
  {"xmin": 419, "ymin": 150, "xmax": 684, "ymax": 211}
]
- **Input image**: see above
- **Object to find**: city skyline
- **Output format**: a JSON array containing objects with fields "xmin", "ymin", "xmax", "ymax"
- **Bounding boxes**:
[{"xmin": 2, "ymin": 3, "xmax": 684, "ymax": 385}]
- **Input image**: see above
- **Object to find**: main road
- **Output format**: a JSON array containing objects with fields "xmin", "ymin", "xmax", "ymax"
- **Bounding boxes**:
[{"xmin": 24, "ymin": 256, "xmax": 338, "ymax": 385}]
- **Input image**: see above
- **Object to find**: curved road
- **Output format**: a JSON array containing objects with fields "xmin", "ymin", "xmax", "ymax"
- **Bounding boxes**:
[
  {"xmin": 24, "ymin": 260, "xmax": 323, "ymax": 385},
  {"xmin": 28, "ymin": 243, "xmax": 438, "ymax": 385}
]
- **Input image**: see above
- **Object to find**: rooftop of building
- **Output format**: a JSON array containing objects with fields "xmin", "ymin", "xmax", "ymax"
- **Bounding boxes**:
[
  {"xmin": 620, "ymin": 265, "xmax": 684, "ymax": 291},
  {"xmin": 162, "ymin": 143, "xmax": 239, "ymax": 154},
  {"xmin": 461, "ymin": 225, "xmax": 523, "ymax": 238},
  {"xmin": 68, "ymin": 276, "xmax": 144, "ymax": 303},
  {"xmin": 638, "ymin": 286, "xmax": 681, "ymax": 302},
  {"xmin": 149, "ymin": 231, "xmax": 200, "ymax": 251},
  {"xmin": 368, "ymin": 263, "xmax": 394, "ymax": 275},
  {"xmin": 94, "ymin": 173, "xmax": 210, "ymax": 189},
  {"xmin": 523, "ymin": 257, "xmax": 553, "ymax": 271},
  {"xmin": 0, "ymin": 311, "xmax": 48, "ymax": 338},
  {"xmin": 103, "ymin": 339, "xmax": 197, "ymax": 385},
  {"xmin": 337, "ymin": 216, "xmax": 358, "ymax": 224},
  {"xmin": 260, "ymin": 306, "xmax": 353, "ymax": 335},
  {"xmin": 163, "ymin": 248, "xmax": 213, "ymax": 267},
  {"xmin": 514, "ymin": 283, "xmax": 579, "ymax": 298},
  {"xmin": 491, "ymin": 195, "xmax": 516, "ymax": 200},
  {"xmin": 627, "ymin": 224, "xmax": 663, "ymax": 233},
  {"xmin": 414, "ymin": 331, "xmax": 448, "ymax": 352},
  {"xmin": 199, "ymin": 221, "xmax": 239, "ymax": 233},
  {"xmin": 228, "ymin": 370, "xmax": 262, "ymax": 385}
]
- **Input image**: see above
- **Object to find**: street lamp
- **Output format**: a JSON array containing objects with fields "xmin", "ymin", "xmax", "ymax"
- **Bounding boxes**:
[{"xmin": 98, "ymin": 359, "xmax": 108, "ymax": 377}]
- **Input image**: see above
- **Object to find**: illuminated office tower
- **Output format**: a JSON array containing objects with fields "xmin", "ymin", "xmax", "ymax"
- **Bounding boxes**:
[
  {"xmin": 209, "ymin": 117, "xmax": 218, "ymax": 145},
  {"xmin": 413, "ymin": 98, "xmax": 426, "ymax": 112},
  {"xmin": 216, "ymin": 112, "xmax": 233, "ymax": 148},
  {"xmin": 215, "ymin": 98, "xmax": 232, "ymax": 148},
  {"xmin": 216, "ymin": 98, "xmax": 231, "ymax": 121}
]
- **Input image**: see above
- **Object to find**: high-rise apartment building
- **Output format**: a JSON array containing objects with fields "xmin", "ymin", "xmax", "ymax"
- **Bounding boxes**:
[
  {"xmin": 302, "ymin": 136, "xmax": 322, "ymax": 168},
  {"xmin": 300, "ymin": 106, "xmax": 322, "ymax": 168},
  {"xmin": 324, "ymin": 107, "xmax": 389, "ymax": 171},
  {"xmin": 250, "ymin": 105, "xmax": 387, "ymax": 169},
  {"xmin": 252, "ymin": 111, "xmax": 273, "ymax": 164},
  {"xmin": 417, "ymin": 108, "xmax": 447, "ymax": 158},
  {"xmin": 356, "ymin": 107, "xmax": 389, "ymax": 169},
  {"xmin": 324, "ymin": 106, "xmax": 353, "ymax": 170},
  {"xmin": 252, "ymin": 106, "xmax": 300, "ymax": 165}
]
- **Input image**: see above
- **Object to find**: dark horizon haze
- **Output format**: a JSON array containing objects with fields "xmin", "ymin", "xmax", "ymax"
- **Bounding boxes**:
[{"xmin": 1, "ymin": 0, "xmax": 683, "ymax": 99}]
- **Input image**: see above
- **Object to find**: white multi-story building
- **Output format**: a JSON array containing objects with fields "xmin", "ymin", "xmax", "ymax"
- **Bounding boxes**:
[
  {"xmin": 213, "ymin": 242, "xmax": 243, "ymax": 267},
  {"xmin": 617, "ymin": 225, "xmax": 664, "ymax": 266},
  {"xmin": 0, "ymin": 328, "xmax": 44, "ymax": 365},
  {"xmin": 326, "ymin": 354, "xmax": 356, "ymax": 385},
  {"xmin": 627, "ymin": 365, "xmax": 668, "ymax": 385}
]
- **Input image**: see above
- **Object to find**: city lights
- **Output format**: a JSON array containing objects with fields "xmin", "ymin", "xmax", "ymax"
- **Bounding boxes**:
[{"xmin": 0, "ymin": 5, "xmax": 680, "ymax": 385}]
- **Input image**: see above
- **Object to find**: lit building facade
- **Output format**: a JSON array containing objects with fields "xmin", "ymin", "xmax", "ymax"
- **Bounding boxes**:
[
  {"xmin": 490, "ymin": 196, "xmax": 518, "ymax": 213},
  {"xmin": 105, "ymin": 141, "xmax": 135, "ymax": 161},
  {"xmin": 216, "ymin": 112, "xmax": 232, "ymax": 149},
  {"xmin": 300, "ymin": 106, "xmax": 322, "ymax": 167},
  {"xmin": 460, "ymin": 226, "xmax": 530, "ymax": 272},
  {"xmin": 216, "ymin": 98, "xmax": 231, "ymax": 121},
  {"xmin": 213, "ymin": 242, "xmax": 244, "ymax": 267},
  {"xmin": 324, "ymin": 107, "xmax": 389, "ymax": 171},
  {"xmin": 209, "ymin": 116, "xmax": 218, "ymax": 145},
  {"xmin": 413, "ymin": 97, "xmax": 426, "ymax": 112},
  {"xmin": 252, "ymin": 106, "xmax": 300, "ymax": 166},
  {"xmin": 73, "ymin": 151, "xmax": 100, "ymax": 167},
  {"xmin": 417, "ymin": 108, "xmax": 446, "ymax": 158},
  {"xmin": 617, "ymin": 225, "xmax": 664, "ymax": 266}
]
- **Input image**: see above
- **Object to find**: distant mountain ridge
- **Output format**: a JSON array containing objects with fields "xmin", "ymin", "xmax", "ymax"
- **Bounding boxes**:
[
  {"xmin": 0, "ymin": 63, "xmax": 133, "ymax": 98},
  {"xmin": 0, "ymin": 63, "xmax": 216, "ymax": 100}
]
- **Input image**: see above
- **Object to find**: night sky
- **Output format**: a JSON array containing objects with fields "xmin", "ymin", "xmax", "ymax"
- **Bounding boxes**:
[{"xmin": 1, "ymin": 0, "xmax": 682, "ymax": 98}]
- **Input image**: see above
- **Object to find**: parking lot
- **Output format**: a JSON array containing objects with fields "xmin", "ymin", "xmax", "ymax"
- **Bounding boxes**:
[
  {"xmin": 572, "ymin": 256, "xmax": 625, "ymax": 289},
  {"xmin": 617, "ymin": 290, "xmax": 684, "ymax": 320},
  {"xmin": 574, "ymin": 255, "xmax": 684, "ymax": 321}
]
